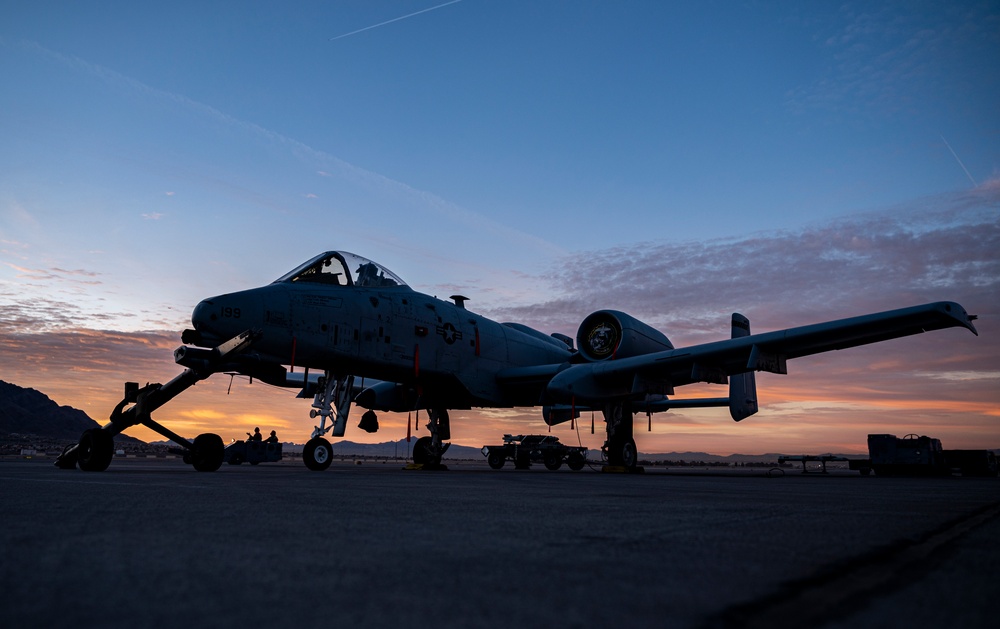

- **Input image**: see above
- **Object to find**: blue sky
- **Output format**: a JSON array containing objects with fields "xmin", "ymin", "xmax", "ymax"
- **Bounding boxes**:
[{"xmin": 1, "ymin": 1, "xmax": 997, "ymax": 452}]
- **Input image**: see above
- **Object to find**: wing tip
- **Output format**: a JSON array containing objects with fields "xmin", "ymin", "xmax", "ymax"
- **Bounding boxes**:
[{"xmin": 939, "ymin": 301, "xmax": 978, "ymax": 336}]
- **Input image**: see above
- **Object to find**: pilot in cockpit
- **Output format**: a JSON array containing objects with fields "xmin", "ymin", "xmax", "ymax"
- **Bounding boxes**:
[
  {"xmin": 355, "ymin": 262, "xmax": 397, "ymax": 287},
  {"xmin": 355, "ymin": 262, "xmax": 378, "ymax": 286}
]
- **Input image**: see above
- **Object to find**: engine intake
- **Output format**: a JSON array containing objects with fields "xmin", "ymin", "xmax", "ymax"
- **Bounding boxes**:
[{"xmin": 576, "ymin": 310, "xmax": 673, "ymax": 362}]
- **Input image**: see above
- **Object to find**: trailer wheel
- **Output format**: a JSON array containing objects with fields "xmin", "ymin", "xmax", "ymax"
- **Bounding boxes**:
[
  {"xmin": 487, "ymin": 451, "xmax": 505, "ymax": 470},
  {"xmin": 567, "ymin": 452, "xmax": 586, "ymax": 471},
  {"xmin": 543, "ymin": 452, "xmax": 562, "ymax": 470},
  {"xmin": 78, "ymin": 429, "xmax": 114, "ymax": 472},
  {"xmin": 191, "ymin": 433, "xmax": 225, "ymax": 472}
]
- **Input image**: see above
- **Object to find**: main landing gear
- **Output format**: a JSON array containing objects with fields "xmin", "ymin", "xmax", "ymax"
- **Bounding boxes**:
[
  {"xmin": 602, "ymin": 401, "xmax": 641, "ymax": 472},
  {"xmin": 411, "ymin": 409, "xmax": 451, "ymax": 470},
  {"xmin": 54, "ymin": 330, "xmax": 258, "ymax": 473}
]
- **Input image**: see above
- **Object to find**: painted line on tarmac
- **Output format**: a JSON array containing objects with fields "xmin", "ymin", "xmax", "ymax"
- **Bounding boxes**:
[
  {"xmin": 0, "ymin": 476, "xmax": 210, "ymax": 490},
  {"xmin": 701, "ymin": 500, "xmax": 1000, "ymax": 629}
]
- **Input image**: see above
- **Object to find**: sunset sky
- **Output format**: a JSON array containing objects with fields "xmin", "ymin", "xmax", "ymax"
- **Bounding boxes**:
[{"xmin": 1, "ymin": 1, "xmax": 997, "ymax": 455}]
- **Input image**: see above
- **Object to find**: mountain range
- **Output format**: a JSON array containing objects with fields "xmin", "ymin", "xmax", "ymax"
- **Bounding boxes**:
[{"xmin": 0, "ymin": 380, "xmax": 141, "ymax": 444}]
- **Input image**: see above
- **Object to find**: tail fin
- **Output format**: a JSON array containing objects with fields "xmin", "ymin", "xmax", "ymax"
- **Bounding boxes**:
[{"xmin": 729, "ymin": 313, "xmax": 758, "ymax": 421}]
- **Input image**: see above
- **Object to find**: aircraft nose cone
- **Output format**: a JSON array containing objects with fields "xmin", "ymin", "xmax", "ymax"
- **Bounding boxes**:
[
  {"xmin": 191, "ymin": 298, "xmax": 215, "ymax": 332},
  {"xmin": 189, "ymin": 289, "xmax": 265, "ymax": 344}
]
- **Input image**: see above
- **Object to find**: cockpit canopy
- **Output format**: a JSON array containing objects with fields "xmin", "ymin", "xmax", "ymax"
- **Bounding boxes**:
[{"xmin": 274, "ymin": 251, "xmax": 407, "ymax": 288}]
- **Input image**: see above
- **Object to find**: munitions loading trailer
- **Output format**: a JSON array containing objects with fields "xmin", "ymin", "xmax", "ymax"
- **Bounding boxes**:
[{"xmin": 482, "ymin": 434, "xmax": 588, "ymax": 471}]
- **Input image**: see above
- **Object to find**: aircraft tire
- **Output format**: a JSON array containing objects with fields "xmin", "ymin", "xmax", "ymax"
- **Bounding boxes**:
[
  {"xmin": 487, "ymin": 451, "xmax": 505, "ymax": 470},
  {"xmin": 304, "ymin": 437, "xmax": 333, "ymax": 471},
  {"xmin": 77, "ymin": 429, "xmax": 114, "ymax": 472},
  {"xmin": 607, "ymin": 436, "xmax": 638, "ymax": 469},
  {"xmin": 191, "ymin": 433, "xmax": 225, "ymax": 472},
  {"xmin": 567, "ymin": 452, "xmax": 586, "ymax": 471},
  {"xmin": 412, "ymin": 436, "xmax": 441, "ymax": 467},
  {"xmin": 621, "ymin": 438, "xmax": 637, "ymax": 469},
  {"xmin": 543, "ymin": 452, "xmax": 562, "ymax": 471}
]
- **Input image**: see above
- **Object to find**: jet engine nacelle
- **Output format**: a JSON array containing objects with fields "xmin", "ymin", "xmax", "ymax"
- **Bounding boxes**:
[{"xmin": 576, "ymin": 310, "xmax": 673, "ymax": 362}]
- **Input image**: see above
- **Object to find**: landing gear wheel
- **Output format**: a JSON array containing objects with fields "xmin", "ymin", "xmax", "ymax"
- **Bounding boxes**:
[
  {"xmin": 543, "ymin": 452, "xmax": 563, "ymax": 471},
  {"xmin": 77, "ymin": 429, "xmax": 114, "ymax": 472},
  {"xmin": 607, "ymin": 436, "xmax": 638, "ymax": 469},
  {"xmin": 303, "ymin": 437, "xmax": 333, "ymax": 471},
  {"xmin": 620, "ymin": 438, "xmax": 637, "ymax": 469},
  {"xmin": 190, "ymin": 433, "xmax": 225, "ymax": 472},
  {"xmin": 487, "ymin": 451, "xmax": 505, "ymax": 470},
  {"xmin": 412, "ymin": 436, "xmax": 442, "ymax": 467},
  {"xmin": 567, "ymin": 452, "xmax": 586, "ymax": 471}
]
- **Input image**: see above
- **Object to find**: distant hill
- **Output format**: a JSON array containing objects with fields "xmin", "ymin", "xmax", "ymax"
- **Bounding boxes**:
[{"xmin": 0, "ymin": 380, "xmax": 141, "ymax": 444}]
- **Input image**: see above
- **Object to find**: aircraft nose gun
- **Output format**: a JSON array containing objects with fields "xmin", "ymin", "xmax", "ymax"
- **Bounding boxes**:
[{"xmin": 174, "ymin": 345, "xmax": 221, "ymax": 371}]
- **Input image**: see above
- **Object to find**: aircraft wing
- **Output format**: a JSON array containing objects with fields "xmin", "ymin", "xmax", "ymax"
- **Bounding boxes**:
[{"xmin": 544, "ymin": 301, "xmax": 978, "ymax": 403}]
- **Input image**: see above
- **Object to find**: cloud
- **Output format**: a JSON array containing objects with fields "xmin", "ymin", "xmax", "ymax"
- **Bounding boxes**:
[
  {"xmin": 142, "ymin": 212, "xmax": 165, "ymax": 220},
  {"xmin": 484, "ymin": 181, "xmax": 1000, "ymax": 341},
  {"xmin": 3, "ymin": 263, "xmax": 103, "ymax": 287},
  {"xmin": 785, "ymin": 3, "xmax": 1000, "ymax": 118}
]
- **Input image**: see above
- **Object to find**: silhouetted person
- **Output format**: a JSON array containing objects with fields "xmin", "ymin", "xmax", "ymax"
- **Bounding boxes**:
[
  {"xmin": 250, "ymin": 427, "xmax": 262, "ymax": 441},
  {"xmin": 264, "ymin": 430, "xmax": 278, "ymax": 444}
]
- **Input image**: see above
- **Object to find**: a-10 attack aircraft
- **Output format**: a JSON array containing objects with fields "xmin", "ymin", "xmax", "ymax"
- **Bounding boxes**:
[{"xmin": 56, "ymin": 250, "xmax": 979, "ymax": 472}]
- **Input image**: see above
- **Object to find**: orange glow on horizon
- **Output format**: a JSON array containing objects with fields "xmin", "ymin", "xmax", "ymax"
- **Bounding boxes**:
[{"xmin": 2, "ymin": 321, "xmax": 996, "ymax": 456}]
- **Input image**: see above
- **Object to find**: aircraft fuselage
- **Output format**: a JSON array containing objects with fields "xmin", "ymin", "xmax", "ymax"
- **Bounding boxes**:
[{"xmin": 191, "ymin": 265, "xmax": 572, "ymax": 409}]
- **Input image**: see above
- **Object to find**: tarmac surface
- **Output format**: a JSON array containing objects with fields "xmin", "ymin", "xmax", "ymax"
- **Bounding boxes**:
[{"xmin": 1, "ymin": 457, "xmax": 997, "ymax": 628}]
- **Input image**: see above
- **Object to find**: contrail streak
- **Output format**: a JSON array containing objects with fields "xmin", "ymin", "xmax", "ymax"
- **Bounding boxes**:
[
  {"xmin": 940, "ymin": 134, "xmax": 978, "ymax": 188},
  {"xmin": 329, "ymin": 0, "xmax": 465, "ymax": 41}
]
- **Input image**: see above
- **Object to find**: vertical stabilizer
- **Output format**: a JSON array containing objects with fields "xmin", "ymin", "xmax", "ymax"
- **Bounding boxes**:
[{"xmin": 729, "ymin": 313, "xmax": 758, "ymax": 421}]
